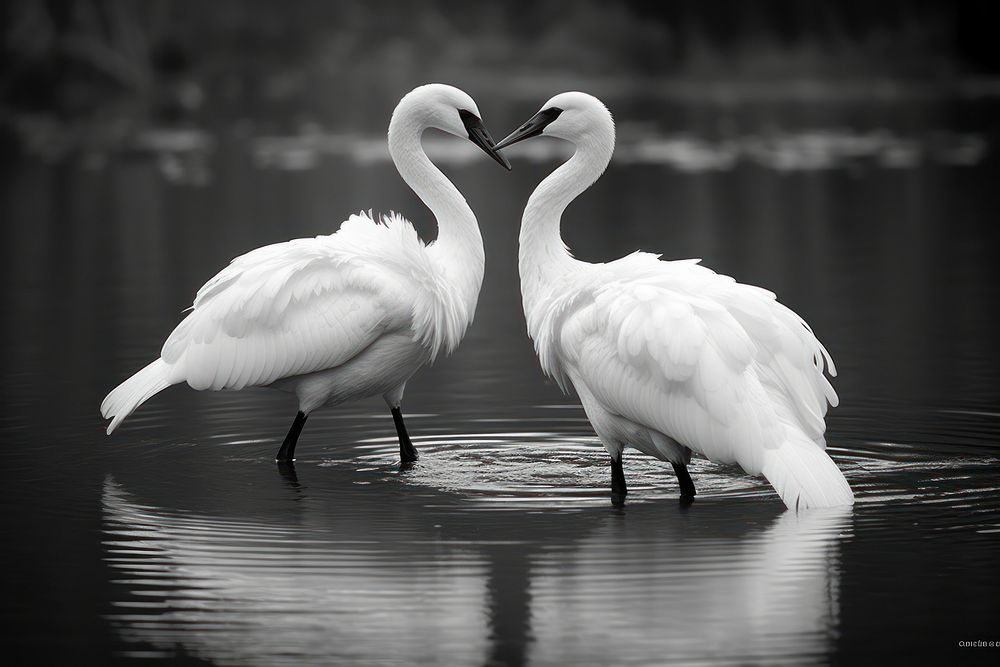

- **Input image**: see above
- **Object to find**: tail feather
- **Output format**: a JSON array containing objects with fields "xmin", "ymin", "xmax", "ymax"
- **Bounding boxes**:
[
  {"xmin": 101, "ymin": 359, "xmax": 173, "ymax": 434},
  {"xmin": 761, "ymin": 439, "xmax": 854, "ymax": 510}
]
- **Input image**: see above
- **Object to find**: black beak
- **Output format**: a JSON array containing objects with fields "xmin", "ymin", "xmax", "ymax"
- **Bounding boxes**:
[
  {"xmin": 460, "ymin": 110, "xmax": 511, "ymax": 170},
  {"xmin": 495, "ymin": 107, "xmax": 564, "ymax": 151}
]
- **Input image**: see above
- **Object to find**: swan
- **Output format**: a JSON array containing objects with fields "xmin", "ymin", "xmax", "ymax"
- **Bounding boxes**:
[
  {"xmin": 494, "ymin": 92, "xmax": 853, "ymax": 509},
  {"xmin": 101, "ymin": 83, "xmax": 510, "ymax": 464}
]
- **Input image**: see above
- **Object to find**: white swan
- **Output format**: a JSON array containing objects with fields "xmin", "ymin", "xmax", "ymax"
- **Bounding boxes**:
[
  {"xmin": 495, "ymin": 92, "xmax": 853, "ymax": 509},
  {"xmin": 102, "ymin": 84, "xmax": 510, "ymax": 463}
]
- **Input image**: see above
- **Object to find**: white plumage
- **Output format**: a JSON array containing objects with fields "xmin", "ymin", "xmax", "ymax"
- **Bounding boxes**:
[
  {"xmin": 102, "ymin": 84, "xmax": 510, "ymax": 462},
  {"xmin": 495, "ymin": 92, "xmax": 853, "ymax": 509}
]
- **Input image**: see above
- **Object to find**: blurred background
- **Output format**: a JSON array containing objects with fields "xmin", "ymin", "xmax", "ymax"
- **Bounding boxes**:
[
  {"xmin": 2, "ymin": 0, "xmax": 998, "ymax": 166},
  {"xmin": 2, "ymin": 1, "xmax": 999, "ymax": 665}
]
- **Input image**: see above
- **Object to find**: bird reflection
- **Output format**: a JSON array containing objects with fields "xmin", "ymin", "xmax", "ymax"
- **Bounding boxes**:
[
  {"xmin": 276, "ymin": 460, "xmax": 302, "ymax": 490},
  {"xmin": 484, "ymin": 547, "xmax": 533, "ymax": 667},
  {"xmin": 102, "ymin": 476, "xmax": 490, "ymax": 666},
  {"xmin": 102, "ymin": 471, "xmax": 849, "ymax": 665},
  {"xmin": 527, "ymin": 506, "xmax": 851, "ymax": 664}
]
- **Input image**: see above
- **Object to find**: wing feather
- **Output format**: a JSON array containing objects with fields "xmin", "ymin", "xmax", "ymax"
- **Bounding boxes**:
[
  {"xmin": 537, "ymin": 253, "xmax": 838, "ymax": 469},
  {"xmin": 158, "ymin": 212, "xmax": 453, "ymax": 392}
]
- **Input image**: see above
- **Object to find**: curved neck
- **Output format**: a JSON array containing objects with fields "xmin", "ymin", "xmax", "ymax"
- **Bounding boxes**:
[
  {"xmin": 387, "ymin": 111, "xmax": 484, "ymax": 270},
  {"xmin": 519, "ymin": 128, "xmax": 614, "ymax": 306}
]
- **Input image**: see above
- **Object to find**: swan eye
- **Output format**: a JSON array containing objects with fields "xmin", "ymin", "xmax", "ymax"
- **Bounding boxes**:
[
  {"xmin": 518, "ymin": 108, "xmax": 562, "ymax": 133},
  {"xmin": 539, "ymin": 107, "xmax": 564, "ymax": 124},
  {"xmin": 494, "ymin": 106, "xmax": 564, "ymax": 150}
]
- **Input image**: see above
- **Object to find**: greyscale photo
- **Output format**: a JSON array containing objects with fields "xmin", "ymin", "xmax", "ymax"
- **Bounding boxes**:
[{"xmin": 1, "ymin": 1, "xmax": 997, "ymax": 665}]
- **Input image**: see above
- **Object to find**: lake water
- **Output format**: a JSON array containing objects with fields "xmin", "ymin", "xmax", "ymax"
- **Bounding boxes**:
[{"xmin": 2, "ymin": 95, "xmax": 1000, "ymax": 665}]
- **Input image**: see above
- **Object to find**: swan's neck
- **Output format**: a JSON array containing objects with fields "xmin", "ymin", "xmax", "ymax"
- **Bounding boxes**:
[
  {"xmin": 388, "ymin": 110, "xmax": 484, "ymax": 303},
  {"xmin": 519, "ymin": 131, "xmax": 614, "ymax": 313}
]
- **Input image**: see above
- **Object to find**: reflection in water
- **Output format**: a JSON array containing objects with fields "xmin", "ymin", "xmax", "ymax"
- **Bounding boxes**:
[
  {"xmin": 103, "ymin": 476, "xmax": 849, "ymax": 665},
  {"xmin": 529, "ymin": 509, "xmax": 849, "ymax": 665},
  {"xmin": 102, "ymin": 477, "xmax": 490, "ymax": 665},
  {"xmin": 3, "ymin": 91, "xmax": 1000, "ymax": 662}
]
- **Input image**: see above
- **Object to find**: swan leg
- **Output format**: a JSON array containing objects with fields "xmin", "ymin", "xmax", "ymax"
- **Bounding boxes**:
[
  {"xmin": 275, "ymin": 411, "xmax": 307, "ymax": 462},
  {"xmin": 672, "ymin": 462, "xmax": 696, "ymax": 498},
  {"xmin": 391, "ymin": 407, "xmax": 419, "ymax": 463},
  {"xmin": 649, "ymin": 431, "xmax": 696, "ymax": 500},
  {"xmin": 611, "ymin": 452, "xmax": 627, "ymax": 496},
  {"xmin": 384, "ymin": 385, "xmax": 418, "ymax": 463}
]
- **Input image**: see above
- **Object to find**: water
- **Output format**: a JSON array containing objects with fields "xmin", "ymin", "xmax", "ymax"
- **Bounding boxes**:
[{"xmin": 2, "ymin": 97, "xmax": 1000, "ymax": 665}]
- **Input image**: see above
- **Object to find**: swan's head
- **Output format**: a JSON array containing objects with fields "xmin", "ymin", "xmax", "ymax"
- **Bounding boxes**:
[
  {"xmin": 495, "ymin": 92, "xmax": 614, "ymax": 150},
  {"xmin": 392, "ymin": 83, "xmax": 511, "ymax": 170}
]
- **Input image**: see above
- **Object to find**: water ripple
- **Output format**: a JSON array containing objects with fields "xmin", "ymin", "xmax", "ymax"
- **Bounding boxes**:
[
  {"xmin": 98, "ymin": 404, "xmax": 1000, "ymax": 665},
  {"xmin": 102, "ymin": 476, "xmax": 851, "ymax": 666}
]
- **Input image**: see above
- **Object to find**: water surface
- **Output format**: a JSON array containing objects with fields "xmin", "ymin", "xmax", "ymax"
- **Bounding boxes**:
[{"xmin": 2, "ymin": 96, "xmax": 1000, "ymax": 664}]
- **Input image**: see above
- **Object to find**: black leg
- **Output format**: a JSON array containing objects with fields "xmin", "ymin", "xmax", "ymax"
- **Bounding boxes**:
[
  {"xmin": 391, "ymin": 406, "xmax": 419, "ymax": 463},
  {"xmin": 275, "ymin": 411, "xmax": 307, "ymax": 462},
  {"xmin": 611, "ymin": 453, "xmax": 627, "ymax": 496},
  {"xmin": 672, "ymin": 462, "xmax": 696, "ymax": 499}
]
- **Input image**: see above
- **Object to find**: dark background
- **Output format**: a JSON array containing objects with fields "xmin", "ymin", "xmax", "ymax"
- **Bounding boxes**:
[
  {"xmin": 3, "ymin": 1, "xmax": 1000, "ymax": 137},
  {"xmin": 2, "ymin": 2, "xmax": 999, "ymax": 665}
]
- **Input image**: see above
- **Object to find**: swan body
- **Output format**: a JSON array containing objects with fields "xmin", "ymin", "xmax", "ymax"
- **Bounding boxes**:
[
  {"xmin": 102, "ymin": 84, "xmax": 510, "ymax": 463},
  {"xmin": 496, "ymin": 92, "xmax": 853, "ymax": 509}
]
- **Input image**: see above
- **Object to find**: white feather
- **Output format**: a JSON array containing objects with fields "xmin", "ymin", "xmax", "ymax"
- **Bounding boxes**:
[
  {"xmin": 100, "ymin": 359, "xmax": 171, "ymax": 434},
  {"xmin": 514, "ymin": 91, "xmax": 852, "ymax": 509},
  {"xmin": 102, "ymin": 84, "xmax": 492, "ymax": 436}
]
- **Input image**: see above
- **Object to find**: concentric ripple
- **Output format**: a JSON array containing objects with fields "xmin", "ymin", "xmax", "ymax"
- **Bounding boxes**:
[{"xmin": 351, "ymin": 429, "xmax": 771, "ymax": 508}]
